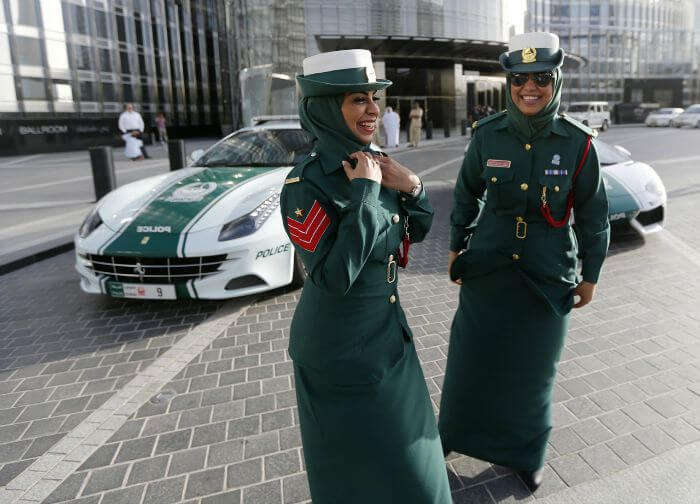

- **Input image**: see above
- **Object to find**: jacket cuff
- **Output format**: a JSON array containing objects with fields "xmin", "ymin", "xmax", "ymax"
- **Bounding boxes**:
[
  {"xmin": 350, "ymin": 178, "xmax": 380, "ymax": 205},
  {"xmin": 581, "ymin": 256, "xmax": 605, "ymax": 284}
]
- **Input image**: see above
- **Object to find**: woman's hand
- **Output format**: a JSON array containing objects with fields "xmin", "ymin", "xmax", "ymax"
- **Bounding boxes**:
[
  {"xmin": 448, "ymin": 251, "xmax": 462, "ymax": 285},
  {"xmin": 375, "ymin": 155, "xmax": 420, "ymax": 193},
  {"xmin": 342, "ymin": 152, "xmax": 382, "ymax": 184},
  {"xmin": 573, "ymin": 281, "xmax": 596, "ymax": 308}
]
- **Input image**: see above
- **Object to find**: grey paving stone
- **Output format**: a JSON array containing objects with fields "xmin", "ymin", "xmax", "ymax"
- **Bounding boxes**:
[
  {"xmin": 100, "ymin": 484, "xmax": 146, "ymax": 504},
  {"xmin": 208, "ymin": 439, "xmax": 245, "ymax": 467},
  {"xmin": 189, "ymin": 374, "xmax": 219, "ymax": 392},
  {"xmin": 16, "ymin": 401, "xmax": 57, "ymax": 421},
  {"xmin": 191, "ymin": 421, "xmax": 227, "ymax": 447},
  {"xmin": 81, "ymin": 464, "xmax": 129, "ymax": 495},
  {"xmin": 107, "ymin": 419, "xmax": 144, "ymax": 443},
  {"xmin": 646, "ymin": 394, "xmax": 688, "ymax": 418},
  {"xmin": 184, "ymin": 467, "xmax": 226, "ymax": 499},
  {"xmin": 114, "ymin": 435, "xmax": 157, "ymax": 463},
  {"xmin": 78, "ymin": 443, "xmax": 119, "ymax": 470},
  {"xmin": 0, "ymin": 438, "xmax": 31, "ymax": 463},
  {"xmin": 570, "ymin": 418, "xmax": 615, "ymax": 445},
  {"xmin": 245, "ymin": 394, "xmax": 276, "ymax": 415},
  {"xmin": 633, "ymin": 426, "xmax": 679, "ymax": 454},
  {"xmin": 233, "ymin": 382, "xmax": 261, "ymax": 400},
  {"xmin": 127, "ymin": 454, "xmax": 170, "ymax": 484},
  {"xmin": 45, "ymin": 472, "xmax": 88, "ymax": 504},
  {"xmin": 579, "ymin": 443, "xmax": 627, "ymax": 475},
  {"xmin": 143, "ymin": 476, "xmax": 186, "ymax": 504},
  {"xmin": 549, "ymin": 453, "xmax": 597, "ymax": 487},
  {"xmin": 264, "ymin": 450, "xmax": 300, "ymax": 479},
  {"xmin": 179, "ymin": 406, "xmax": 213, "ymax": 429},
  {"xmin": 0, "ymin": 422, "xmax": 28, "ymax": 443},
  {"xmin": 282, "ymin": 473, "xmax": 310, "ymax": 504},
  {"xmin": 607, "ymin": 434, "xmax": 654, "ymax": 465},
  {"xmin": 242, "ymin": 479, "xmax": 282, "ymax": 504},
  {"xmin": 451, "ymin": 484, "xmax": 494, "ymax": 504},
  {"xmin": 598, "ymin": 410, "xmax": 640, "ymax": 435},
  {"xmin": 548, "ymin": 427, "xmax": 587, "ymax": 455},
  {"xmin": 135, "ymin": 398, "xmax": 169, "ymax": 418},
  {"xmin": 228, "ymin": 416, "xmax": 261, "ymax": 440},
  {"xmin": 154, "ymin": 429, "xmax": 192, "ymax": 455},
  {"xmin": 49, "ymin": 383, "xmax": 87, "ymax": 402},
  {"xmin": 247, "ymin": 365, "xmax": 274, "ymax": 381},
  {"xmin": 658, "ymin": 417, "xmax": 700, "ymax": 444},
  {"xmin": 219, "ymin": 370, "xmax": 247, "ymax": 387},
  {"xmin": 0, "ymin": 458, "xmax": 34, "ymax": 486},
  {"xmin": 168, "ymin": 447, "xmax": 207, "ymax": 476},
  {"xmin": 531, "ymin": 465, "xmax": 567, "ymax": 498},
  {"xmin": 59, "ymin": 411, "xmax": 92, "ymax": 432},
  {"xmin": 486, "ymin": 473, "xmax": 532, "ymax": 502},
  {"xmin": 212, "ymin": 401, "xmax": 245, "ymax": 422},
  {"xmin": 451, "ymin": 456, "xmax": 497, "ymax": 487},
  {"xmin": 22, "ymin": 415, "xmax": 66, "ymax": 439},
  {"xmin": 142, "ymin": 412, "xmax": 180, "ymax": 436},
  {"xmin": 23, "ymin": 432, "xmax": 65, "ymax": 459},
  {"xmin": 622, "ymin": 401, "xmax": 666, "ymax": 426},
  {"xmin": 261, "ymin": 409, "xmax": 294, "ymax": 432},
  {"xmin": 169, "ymin": 392, "xmax": 203, "ymax": 412},
  {"xmin": 16, "ymin": 388, "xmax": 53, "ymax": 406},
  {"xmin": 244, "ymin": 432, "xmax": 279, "ymax": 459},
  {"xmin": 202, "ymin": 386, "xmax": 232, "ymax": 406}
]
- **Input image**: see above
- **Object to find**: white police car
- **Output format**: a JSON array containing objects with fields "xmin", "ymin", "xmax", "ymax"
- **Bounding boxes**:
[
  {"xmin": 645, "ymin": 108, "xmax": 684, "ymax": 127},
  {"xmin": 75, "ymin": 116, "xmax": 312, "ymax": 300},
  {"xmin": 671, "ymin": 104, "xmax": 700, "ymax": 128}
]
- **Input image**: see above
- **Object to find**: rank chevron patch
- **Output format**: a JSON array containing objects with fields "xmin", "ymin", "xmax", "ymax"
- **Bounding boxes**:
[{"xmin": 286, "ymin": 200, "xmax": 330, "ymax": 252}]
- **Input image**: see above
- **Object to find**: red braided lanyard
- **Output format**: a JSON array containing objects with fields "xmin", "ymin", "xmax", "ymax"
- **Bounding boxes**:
[{"xmin": 540, "ymin": 135, "xmax": 591, "ymax": 228}]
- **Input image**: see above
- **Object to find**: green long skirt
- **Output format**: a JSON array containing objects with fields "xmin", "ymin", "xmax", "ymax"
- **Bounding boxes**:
[
  {"xmin": 294, "ymin": 338, "xmax": 452, "ymax": 503},
  {"xmin": 438, "ymin": 268, "xmax": 570, "ymax": 471}
]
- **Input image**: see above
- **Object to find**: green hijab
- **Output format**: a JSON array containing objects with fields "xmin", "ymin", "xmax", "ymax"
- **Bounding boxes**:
[
  {"xmin": 505, "ymin": 68, "xmax": 562, "ymax": 143},
  {"xmin": 298, "ymin": 94, "xmax": 373, "ymax": 171}
]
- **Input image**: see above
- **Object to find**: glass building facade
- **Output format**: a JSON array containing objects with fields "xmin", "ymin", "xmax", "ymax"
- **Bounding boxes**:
[
  {"xmin": 525, "ymin": 0, "xmax": 698, "ymax": 107},
  {"xmin": 0, "ymin": 0, "xmax": 232, "ymax": 154}
]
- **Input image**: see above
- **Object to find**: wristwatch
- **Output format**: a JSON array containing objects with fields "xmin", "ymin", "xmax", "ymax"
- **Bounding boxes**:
[{"xmin": 404, "ymin": 179, "xmax": 423, "ymax": 198}]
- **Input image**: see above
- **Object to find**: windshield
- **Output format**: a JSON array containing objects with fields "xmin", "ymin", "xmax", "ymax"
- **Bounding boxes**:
[
  {"xmin": 653, "ymin": 109, "xmax": 674, "ymax": 114},
  {"xmin": 593, "ymin": 139, "xmax": 631, "ymax": 166},
  {"xmin": 196, "ymin": 129, "xmax": 314, "ymax": 167},
  {"xmin": 685, "ymin": 105, "xmax": 700, "ymax": 114},
  {"xmin": 568, "ymin": 104, "xmax": 589, "ymax": 112}
]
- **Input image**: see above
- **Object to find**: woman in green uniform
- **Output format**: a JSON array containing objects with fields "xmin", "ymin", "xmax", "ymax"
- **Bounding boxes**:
[
  {"xmin": 439, "ymin": 32, "xmax": 610, "ymax": 491},
  {"xmin": 281, "ymin": 49, "xmax": 452, "ymax": 503}
]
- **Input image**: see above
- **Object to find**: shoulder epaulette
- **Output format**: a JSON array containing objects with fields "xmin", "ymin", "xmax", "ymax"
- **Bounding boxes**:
[
  {"xmin": 472, "ymin": 110, "xmax": 507, "ymax": 130},
  {"xmin": 559, "ymin": 113, "xmax": 598, "ymax": 138},
  {"xmin": 284, "ymin": 150, "xmax": 320, "ymax": 185}
]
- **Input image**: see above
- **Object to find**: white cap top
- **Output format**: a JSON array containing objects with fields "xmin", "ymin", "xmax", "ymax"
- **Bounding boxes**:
[
  {"xmin": 302, "ymin": 49, "xmax": 376, "ymax": 83},
  {"xmin": 509, "ymin": 32, "xmax": 559, "ymax": 52}
]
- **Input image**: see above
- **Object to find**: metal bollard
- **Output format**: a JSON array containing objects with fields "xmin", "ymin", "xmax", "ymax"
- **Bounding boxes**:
[
  {"xmin": 443, "ymin": 123, "xmax": 451, "ymax": 138},
  {"xmin": 89, "ymin": 146, "xmax": 116, "ymax": 201},
  {"xmin": 168, "ymin": 139, "xmax": 187, "ymax": 171},
  {"xmin": 461, "ymin": 119, "xmax": 468, "ymax": 136},
  {"xmin": 425, "ymin": 120, "xmax": 433, "ymax": 140}
]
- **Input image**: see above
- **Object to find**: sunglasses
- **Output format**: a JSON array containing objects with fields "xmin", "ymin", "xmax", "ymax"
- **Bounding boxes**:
[{"xmin": 511, "ymin": 72, "xmax": 554, "ymax": 87}]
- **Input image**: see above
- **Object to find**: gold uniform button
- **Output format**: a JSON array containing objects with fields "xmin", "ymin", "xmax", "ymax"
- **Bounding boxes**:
[
  {"xmin": 391, "ymin": 214, "xmax": 400, "ymax": 224},
  {"xmin": 512, "ymin": 254, "xmax": 520, "ymax": 261},
  {"xmin": 554, "ymin": 185, "xmax": 560, "ymax": 192},
  {"xmin": 490, "ymin": 176, "xmax": 498, "ymax": 183},
  {"xmin": 520, "ymin": 183, "xmax": 528, "ymax": 191},
  {"xmin": 524, "ymin": 143, "xmax": 531, "ymax": 150},
  {"xmin": 389, "ymin": 294, "xmax": 397, "ymax": 303}
]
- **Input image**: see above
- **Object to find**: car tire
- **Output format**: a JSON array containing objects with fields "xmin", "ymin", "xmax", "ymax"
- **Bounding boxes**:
[
  {"xmin": 582, "ymin": 120, "xmax": 589, "ymax": 126},
  {"xmin": 600, "ymin": 120, "xmax": 609, "ymax": 132},
  {"xmin": 290, "ymin": 251, "xmax": 307, "ymax": 288}
]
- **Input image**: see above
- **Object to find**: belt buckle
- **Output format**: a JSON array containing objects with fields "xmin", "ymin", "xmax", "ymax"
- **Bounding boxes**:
[
  {"xmin": 515, "ymin": 217, "xmax": 527, "ymax": 239},
  {"xmin": 386, "ymin": 258, "xmax": 397, "ymax": 283}
]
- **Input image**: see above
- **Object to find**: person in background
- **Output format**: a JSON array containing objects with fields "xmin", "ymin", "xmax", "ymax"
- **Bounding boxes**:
[
  {"xmin": 409, "ymin": 101, "xmax": 423, "ymax": 147},
  {"xmin": 155, "ymin": 112, "xmax": 168, "ymax": 143},
  {"xmin": 118, "ymin": 103, "xmax": 150, "ymax": 159},
  {"xmin": 383, "ymin": 105, "xmax": 400, "ymax": 148},
  {"xmin": 122, "ymin": 131, "xmax": 144, "ymax": 161}
]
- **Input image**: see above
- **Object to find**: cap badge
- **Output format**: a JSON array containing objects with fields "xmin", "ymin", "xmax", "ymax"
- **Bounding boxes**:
[{"xmin": 522, "ymin": 47, "xmax": 537, "ymax": 63}]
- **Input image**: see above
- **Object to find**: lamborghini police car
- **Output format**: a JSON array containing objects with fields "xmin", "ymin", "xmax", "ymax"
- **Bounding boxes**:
[{"xmin": 75, "ymin": 116, "xmax": 313, "ymax": 300}]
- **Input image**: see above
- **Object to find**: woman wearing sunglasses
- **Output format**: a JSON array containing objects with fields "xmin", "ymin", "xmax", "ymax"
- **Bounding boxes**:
[{"xmin": 439, "ymin": 32, "xmax": 610, "ymax": 491}]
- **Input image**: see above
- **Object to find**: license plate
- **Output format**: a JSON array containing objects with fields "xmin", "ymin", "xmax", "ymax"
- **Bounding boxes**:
[{"xmin": 108, "ymin": 282, "xmax": 176, "ymax": 300}]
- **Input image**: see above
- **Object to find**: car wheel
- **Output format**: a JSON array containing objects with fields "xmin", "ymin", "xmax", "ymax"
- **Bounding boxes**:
[
  {"xmin": 582, "ymin": 120, "xmax": 589, "ymax": 126},
  {"xmin": 600, "ymin": 120, "xmax": 609, "ymax": 132},
  {"xmin": 291, "ymin": 251, "xmax": 307, "ymax": 288}
]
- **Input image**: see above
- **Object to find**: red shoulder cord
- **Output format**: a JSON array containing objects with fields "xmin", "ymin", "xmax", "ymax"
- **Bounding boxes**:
[{"xmin": 540, "ymin": 135, "xmax": 591, "ymax": 228}]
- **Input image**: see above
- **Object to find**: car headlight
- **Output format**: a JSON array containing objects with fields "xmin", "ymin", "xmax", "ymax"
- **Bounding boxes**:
[
  {"xmin": 645, "ymin": 178, "xmax": 664, "ymax": 197},
  {"xmin": 218, "ymin": 191, "xmax": 280, "ymax": 241},
  {"xmin": 79, "ymin": 207, "xmax": 103, "ymax": 238}
]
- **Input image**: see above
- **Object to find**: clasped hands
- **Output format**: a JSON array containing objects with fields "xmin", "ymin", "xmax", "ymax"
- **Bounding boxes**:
[{"xmin": 341, "ymin": 152, "xmax": 420, "ymax": 194}]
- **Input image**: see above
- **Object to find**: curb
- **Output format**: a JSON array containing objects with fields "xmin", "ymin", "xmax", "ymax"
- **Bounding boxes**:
[
  {"xmin": 0, "ymin": 235, "xmax": 75, "ymax": 276},
  {"xmin": 383, "ymin": 135, "xmax": 466, "ymax": 155}
]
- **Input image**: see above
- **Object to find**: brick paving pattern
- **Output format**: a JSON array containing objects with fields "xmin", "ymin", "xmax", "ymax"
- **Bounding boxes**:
[{"xmin": 0, "ymin": 185, "xmax": 698, "ymax": 503}]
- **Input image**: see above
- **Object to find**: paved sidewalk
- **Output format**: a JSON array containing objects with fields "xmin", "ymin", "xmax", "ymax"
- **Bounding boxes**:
[{"xmin": 0, "ymin": 182, "xmax": 698, "ymax": 503}]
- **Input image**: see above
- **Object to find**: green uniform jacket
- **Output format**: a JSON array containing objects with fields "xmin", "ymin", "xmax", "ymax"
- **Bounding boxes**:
[
  {"xmin": 280, "ymin": 150, "xmax": 434, "ymax": 384},
  {"xmin": 450, "ymin": 112, "xmax": 610, "ymax": 316}
]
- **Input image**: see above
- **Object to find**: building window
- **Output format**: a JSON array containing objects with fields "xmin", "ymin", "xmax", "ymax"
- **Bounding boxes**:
[
  {"xmin": 52, "ymin": 80, "xmax": 72, "ymax": 101},
  {"xmin": 39, "ymin": 0, "xmax": 65, "ymax": 33},
  {"xmin": 14, "ymin": 36, "xmax": 43, "ymax": 66},
  {"xmin": 102, "ymin": 82, "xmax": 117, "ymax": 102},
  {"xmin": 120, "ymin": 52, "xmax": 130, "ymax": 73},
  {"xmin": 64, "ymin": 4, "xmax": 89, "ymax": 35},
  {"xmin": 116, "ymin": 15, "xmax": 127, "ymax": 42},
  {"xmin": 95, "ymin": 10, "xmax": 109, "ymax": 39},
  {"xmin": 79, "ymin": 81, "xmax": 96, "ymax": 101},
  {"xmin": 10, "ymin": 0, "xmax": 40, "ymax": 27},
  {"xmin": 0, "ymin": 75, "xmax": 17, "ymax": 103},
  {"xmin": 99, "ymin": 49, "xmax": 112, "ymax": 73},
  {"xmin": 75, "ymin": 45, "xmax": 92, "ymax": 71},
  {"xmin": 21, "ymin": 78, "xmax": 47, "ymax": 100},
  {"xmin": 45, "ymin": 40, "xmax": 70, "ymax": 70},
  {"xmin": 0, "ymin": 35, "xmax": 11, "ymax": 65},
  {"xmin": 139, "ymin": 54, "xmax": 147, "ymax": 75},
  {"xmin": 122, "ymin": 84, "xmax": 133, "ymax": 102}
]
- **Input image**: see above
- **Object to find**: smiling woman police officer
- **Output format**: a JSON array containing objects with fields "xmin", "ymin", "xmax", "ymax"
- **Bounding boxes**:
[
  {"xmin": 280, "ymin": 49, "xmax": 451, "ymax": 503},
  {"xmin": 439, "ymin": 32, "xmax": 610, "ymax": 491}
]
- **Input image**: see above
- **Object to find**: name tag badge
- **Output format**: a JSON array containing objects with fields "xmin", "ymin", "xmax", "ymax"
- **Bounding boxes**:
[{"xmin": 486, "ymin": 159, "xmax": 511, "ymax": 168}]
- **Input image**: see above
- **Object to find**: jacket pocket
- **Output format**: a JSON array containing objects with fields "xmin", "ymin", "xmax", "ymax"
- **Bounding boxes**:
[
  {"xmin": 539, "ymin": 174, "xmax": 573, "ymax": 216},
  {"xmin": 481, "ymin": 166, "xmax": 515, "ymax": 212}
]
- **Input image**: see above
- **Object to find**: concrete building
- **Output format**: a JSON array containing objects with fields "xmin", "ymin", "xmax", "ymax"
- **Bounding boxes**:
[{"xmin": 526, "ymin": 0, "xmax": 698, "ymax": 108}]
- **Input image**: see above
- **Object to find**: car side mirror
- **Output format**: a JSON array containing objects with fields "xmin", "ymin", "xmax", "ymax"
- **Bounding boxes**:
[
  {"xmin": 613, "ymin": 145, "xmax": 631, "ymax": 157},
  {"xmin": 189, "ymin": 149, "xmax": 204, "ymax": 164}
]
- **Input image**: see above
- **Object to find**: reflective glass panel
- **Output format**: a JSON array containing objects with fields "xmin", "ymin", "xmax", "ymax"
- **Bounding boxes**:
[
  {"xmin": 21, "ymin": 77, "xmax": 47, "ymax": 99},
  {"xmin": 79, "ymin": 81, "xmax": 96, "ymax": 101},
  {"xmin": 95, "ymin": 10, "xmax": 109, "ymax": 38},
  {"xmin": 0, "ymin": 75, "xmax": 17, "ymax": 102},
  {"xmin": 75, "ymin": 45, "xmax": 92, "ymax": 70},
  {"xmin": 40, "ymin": 0, "xmax": 65, "ymax": 33},
  {"xmin": 14, "ymin": 36, "xmax": 43, "ymax": 66},
  {"xmin": 102, "ymin": 82, "xmax": 116, "ymax": 101},
  {"xmin": 45, "ymin": 40, "xmax": 70, "ymax": 70},
  {"xmin": 0, "ymin": 35, "xmax": 11, "ymax": 65},
  {"xmin": 53, "ymin": 80, "xmax": 72, "ymax": 101},
  {"xmin": 10, "ymin": 0, "xmax": 39, "ymax": 26},
  {"xmin": 99, "ymin": 48, "xmax": 112, "ymax": 72}
]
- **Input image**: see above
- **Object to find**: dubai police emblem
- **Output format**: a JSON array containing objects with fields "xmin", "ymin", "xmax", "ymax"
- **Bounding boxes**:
[
  {"xmin": 521, "ymin": 47, "xmax": 537, "ymax": 63},
  {"xmin": 365, "ymin": 65, "xmax": 376, "ymax": 84}
]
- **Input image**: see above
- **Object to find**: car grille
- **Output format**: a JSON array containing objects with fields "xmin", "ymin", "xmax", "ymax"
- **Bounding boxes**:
[
  {"xmin": 635, "ymin": 206, "xmax": 664, "ymax": 227},
  {"xmin": 83, "ymin": 253, "xmax": 228, "ymax": 284}
]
